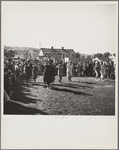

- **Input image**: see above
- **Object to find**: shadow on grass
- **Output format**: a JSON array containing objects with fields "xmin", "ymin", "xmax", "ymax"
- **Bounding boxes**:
[
  {"xmin": 82, "ymin": 82, "xmax": 98, "ymax": 85},
  {"xmin": 11, "ymin": 85, "xmax": 39, "ymax": 104},
  {"xmin": 4, "ymin": 100, "xmax": 48, "ymax": 115},
  {"xmin": 65, "ymin": 83, "xmax": 94, "ymax": 88},
  {"xmin": 51, "ymin": 83, "xmax": 79, "ymax": 89},
  {"xmin": 50, "ymin": 86, "xmax": 93, "ymax": 96},
  {"xmin": 32, "ymin": 82, "xmax": 94, "ymax": 89},
  {"xmin": 33, "ymin": 83, "xmax": 47, "ymax": 88}
]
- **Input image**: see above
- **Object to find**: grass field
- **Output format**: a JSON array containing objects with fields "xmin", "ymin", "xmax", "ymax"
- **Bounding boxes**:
[{"xmin": 4, "ymin": 76, "xmax": 115, "ymax": 115}]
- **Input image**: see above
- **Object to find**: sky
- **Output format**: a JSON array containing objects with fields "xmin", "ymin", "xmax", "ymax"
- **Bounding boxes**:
[{"xmin": 2, "ymin": 1, "xmax": 117, "ymax": 54}]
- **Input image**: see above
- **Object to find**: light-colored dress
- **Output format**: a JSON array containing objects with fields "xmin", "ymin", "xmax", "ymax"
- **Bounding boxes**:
[
  {"xmin": 66, "ymin": 63, "xmax": 73, "ymax": 78},
  {"xmin": 57, "ymin": 64, "xmax": 64, "ymax": 78}
]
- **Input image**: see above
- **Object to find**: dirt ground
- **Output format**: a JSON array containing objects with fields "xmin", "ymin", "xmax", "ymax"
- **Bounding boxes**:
[{"xmin": 4, "ymin": 75, "xmax": 115, "ymax": 115}]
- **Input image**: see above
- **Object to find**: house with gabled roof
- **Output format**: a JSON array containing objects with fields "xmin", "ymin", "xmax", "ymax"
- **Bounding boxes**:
[{"xmin": 39, "ymin": 46, "xmax": 80, "ymax": 63}]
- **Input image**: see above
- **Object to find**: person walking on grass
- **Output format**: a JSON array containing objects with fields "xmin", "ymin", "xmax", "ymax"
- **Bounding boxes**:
[
  {"xmin": 56, "ymin": 61, "xmax": 64, "ymax": 84},
  {"xmin": 25, "ymin": 63, "xmax": 32, "ymax": 85},
  {"xmin": 43, "ymin": 59, "xmax": 55, "ymax": 89},
  {"xmin": 33, "ymin": 63, "xmax": 38, "ymax": 84},
  {"xmin": 94, "ymin": 61, "xmax": 100, "ymax": 80},
  {"xmin": 100, "ymin": 62, "xmax": 106, "ymax": 81},
  {"xmin": 66, "ymin": 60, "xmax": 73, "ymax": 81}
]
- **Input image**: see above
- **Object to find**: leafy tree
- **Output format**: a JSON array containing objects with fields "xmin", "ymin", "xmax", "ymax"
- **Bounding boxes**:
[
  {"xmin": 24, "ymin": 51, "xmax": 30, "ymax": 60},
  {"xmin": 94, "ymin": 53, "xmax": 103, "ymax": 58},
  {"xmin": 103, "ymin": 52, "xmax": 110, "ymax": 57},
  {"xmin": 4, "ymin": 49, "xmax": 16, "ymax": 58},
  {"xmin": 86, "ymin": 55, "xmax": 91, "ymax": 59},
  {"xmin": 80, "ymin": 55, "xmax": 85, "ymax": 59},
  {"xmin": 76, "ymin": 52, "xmax": 80, "ymax": 58}
]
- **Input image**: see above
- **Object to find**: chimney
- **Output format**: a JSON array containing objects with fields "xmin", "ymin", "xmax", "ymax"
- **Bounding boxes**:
[
  {"xmin": 62, "ymin": 47, "xmax": 64, "ymax": 49},
  {"xmin": 51, "ymin": 46, "xmax": 53, "ymax": 49}
]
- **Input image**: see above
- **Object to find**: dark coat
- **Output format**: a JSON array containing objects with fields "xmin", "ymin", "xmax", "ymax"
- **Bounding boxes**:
[
  {"xmin": 33, "ymin": 66, "xmax": 38, "ymax": 79},
  {"xmin": 25, "ymin": 65, "xmax": 32, "ymax": 79},
  {"xmin": 43, "ymin": 64, "xmax": 55, "ymax": 84}
]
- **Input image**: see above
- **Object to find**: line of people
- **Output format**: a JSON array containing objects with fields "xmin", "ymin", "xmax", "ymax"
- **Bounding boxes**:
[
  {"xmin": 4, "ymin": 57, "xmax": 115, "ymax": 99},
  {"xmin": 42, "ymin": 59, "xmax": 115, "ymax": 88},
  {"xmin": 94, "ymin": 61, "xmax": 115, "ymax": 80},
  {"xmin": 43, "ymin": 59, "xmax": 74, "ymax": 88}
]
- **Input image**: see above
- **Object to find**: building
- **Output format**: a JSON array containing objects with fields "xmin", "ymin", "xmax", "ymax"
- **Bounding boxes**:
[{"xmin": 39, "ymin": 47, "xmax": 80, "ymax": 63}]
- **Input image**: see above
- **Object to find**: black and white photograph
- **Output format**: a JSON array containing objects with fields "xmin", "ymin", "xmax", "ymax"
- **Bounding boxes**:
[
  {"xmin": 2, "ymin": 1, "xmax": 117, "ymax": 115},
  {"xmin": 1, "ymin": 1, "xmax": 118, "ymax": 149}
]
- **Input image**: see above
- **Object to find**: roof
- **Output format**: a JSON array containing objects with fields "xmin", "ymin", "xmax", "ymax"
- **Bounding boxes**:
[
  {"xmin": 40, "ymin": 48, "xmax": 75, "ymax": 55},
  {"xmin": 40, "ymin": 48, "xmax": 60, "ymax": 55},
  {"xmin": 65, "ymin": 49, "xmax": 75, "ymax": 54},
  {"xmin": 55, "ymin": 49, "xmax": 68, "ymax": 54}
]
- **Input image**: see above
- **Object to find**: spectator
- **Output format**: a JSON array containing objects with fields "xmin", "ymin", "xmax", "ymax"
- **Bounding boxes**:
[
  {"xmin": 82, "ymin": 62, "xmax": 87, "ymax": 76},
  {"xmin": 109, "ymin": 61, "xmax": 115, "ymax": 79},
  {"xmin": 76, "ymin": 62, "xmax": 82, "ymax": 76}
]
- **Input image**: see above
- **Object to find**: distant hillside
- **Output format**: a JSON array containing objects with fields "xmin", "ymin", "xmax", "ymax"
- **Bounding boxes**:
[
  {"xmin": 4, "ymin": 45, "xmax": 40, "ymax": 60},
  {"xmin": 4, "ymin": 45, "xmax": 40, "ymax": 51}
]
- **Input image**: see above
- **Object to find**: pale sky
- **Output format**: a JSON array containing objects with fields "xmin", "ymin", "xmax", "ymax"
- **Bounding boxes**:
[{"xmin": 2, "ymin": 1, "xmax": 117, "ymax": 54}]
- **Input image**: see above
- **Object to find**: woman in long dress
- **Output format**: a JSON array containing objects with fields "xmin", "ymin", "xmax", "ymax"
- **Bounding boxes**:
[
  {"xmin": 43, "ymin": 59, "xmax": 55, "ymax": 89},
  {"xmin": 100, "ymin": 62, "xmax": 106, "ymax": 80},
  {"xmin": 66, "ymin": 61, "xmax": 73, "ymax": 81},
  {"xmin": 33, "ymin": 63, "xmax": 38, "ymax": 84},
  {"xmin": 25, "ymin": 63, "xmax": 32, "ymax": 85},
  {"xmin": 76, "ymin": 62, "xmax": 82, "ymax": 76},
  {"xmin": 94, "ymin": 61, "xmax": 100, "ymax": 79},
  {"xmin": 56, "ymin": 61, "xmax": 64, "ymax": 83}
]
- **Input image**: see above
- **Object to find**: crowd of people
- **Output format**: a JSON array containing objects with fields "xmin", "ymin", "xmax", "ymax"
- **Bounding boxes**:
[{"xmin": 4, "ymin": 57, "xmax": 115, "ymax": 101}]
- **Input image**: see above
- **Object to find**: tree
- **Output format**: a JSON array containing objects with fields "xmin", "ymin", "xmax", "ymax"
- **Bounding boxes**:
[
  {"xmin": 103, "ymin": 52, "xmax": 110, "ymax": 57},
  {"xmin": 80, "ymin": 55, "xmax": 85, "ymax": 59},
  {"xmin": 4, "ymin": 50, "xmax": 16, "ymax": 58},
  {"xmin": 94, "ymin": 53, "xmax": 103, "ymax": 58},
  {"xmin": 24, "ymin": 51, "xmax": 30, "ymax": 60},
  {"xmin": 86, "ymin": 55, "xmax": 91, "ymax": 59},
  {"xmin": 76, "ymin": 52, "xmax": 80, "ymax": 58}
]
